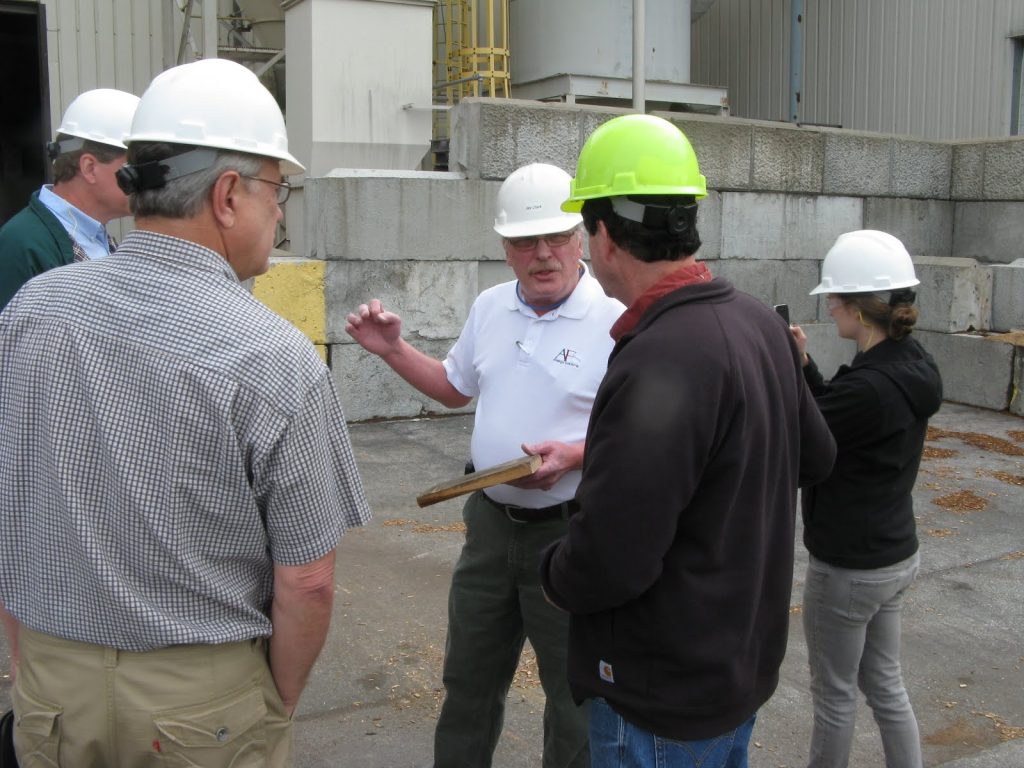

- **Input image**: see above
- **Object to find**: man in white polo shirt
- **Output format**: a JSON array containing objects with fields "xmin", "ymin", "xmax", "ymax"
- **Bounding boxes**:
[{"xmin": 345, "ymin": 162, "xmax": 624, "ymax": 768}]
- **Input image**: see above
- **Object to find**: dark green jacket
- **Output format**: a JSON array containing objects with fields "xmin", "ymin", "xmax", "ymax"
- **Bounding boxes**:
[{"xmin": 0, "ymin": 191, "xmax": 76, "ymax": 311}]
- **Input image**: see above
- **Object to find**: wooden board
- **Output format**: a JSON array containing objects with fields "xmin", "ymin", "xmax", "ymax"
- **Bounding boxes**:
[{"xmin": 416, "ymin": 454, "xmax": 542, "ymax": 508}]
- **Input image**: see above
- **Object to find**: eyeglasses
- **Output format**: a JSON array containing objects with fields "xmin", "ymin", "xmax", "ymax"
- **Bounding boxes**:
[
  {"xmin": 241, "ymin": 175, "xmax": 292, "ymax": 205},
  {"xmin": 506, "ymin": 230, "xmax": 576, "ymax": 252}
]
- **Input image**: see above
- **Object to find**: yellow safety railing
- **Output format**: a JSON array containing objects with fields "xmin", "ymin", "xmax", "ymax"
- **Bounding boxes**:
[{"xmin": 432, "ymin": 0, "xmax": 510, "ymax": 163}]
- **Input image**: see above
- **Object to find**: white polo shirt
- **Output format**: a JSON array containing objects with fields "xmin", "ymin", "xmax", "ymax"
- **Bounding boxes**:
[{"xmin": 443, "ymin": 264, "xmax": 624, "ymax": 508}]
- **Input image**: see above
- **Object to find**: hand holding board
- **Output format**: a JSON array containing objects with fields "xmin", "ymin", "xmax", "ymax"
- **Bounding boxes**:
[{"xmin": 416, "ymin": 454, "xmax": 542, "ymax": 508}]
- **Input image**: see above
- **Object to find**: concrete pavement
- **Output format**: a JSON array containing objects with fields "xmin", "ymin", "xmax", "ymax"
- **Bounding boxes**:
[{"xmin": 1, "ymin": 402, "xmax": 1022, "ymax": 766}]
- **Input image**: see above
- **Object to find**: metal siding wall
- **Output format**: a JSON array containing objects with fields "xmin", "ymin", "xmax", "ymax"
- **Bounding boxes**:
[
  {"xmin": 41, "ymin": 0, "xmax": 167, "ymax": 133},
  {"xmin": 690, "ymin": 0, "xmax": 790, "ymax": 121},
  {"xmin": 694, "ymin": 0, "xmax": 1024, "ymax": 139}
]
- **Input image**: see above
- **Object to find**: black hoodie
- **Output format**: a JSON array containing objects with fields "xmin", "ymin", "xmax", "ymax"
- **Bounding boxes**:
[{"xmin": 802, "ymin": 335, "xmax": 943, "ymax": 569}]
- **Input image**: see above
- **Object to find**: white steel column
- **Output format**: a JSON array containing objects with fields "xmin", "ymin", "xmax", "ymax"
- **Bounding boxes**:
[{"xmin": 633, "ymin": 0, "xmax": 645, "ymax": 112}]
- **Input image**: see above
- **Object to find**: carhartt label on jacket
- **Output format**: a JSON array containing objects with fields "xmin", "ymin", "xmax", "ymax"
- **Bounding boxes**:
[{"xmin": 599, "ymin": 660, "xmax": 615, "ymax": 683}]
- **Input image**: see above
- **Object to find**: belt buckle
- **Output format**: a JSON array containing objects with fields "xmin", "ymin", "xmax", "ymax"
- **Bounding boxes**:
[{"xmin": 503, "ymin": 504, "xmax": 531, "ymax": 524}]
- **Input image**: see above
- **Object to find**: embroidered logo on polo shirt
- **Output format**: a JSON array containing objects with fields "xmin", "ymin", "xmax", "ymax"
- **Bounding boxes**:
[
  {"xmin": 599, "ymin": 660, "xmax": 615, "ymax": 683},
  {"xmin": 553, "ymin": 348, "xmax": 581, "ymax": 368}
]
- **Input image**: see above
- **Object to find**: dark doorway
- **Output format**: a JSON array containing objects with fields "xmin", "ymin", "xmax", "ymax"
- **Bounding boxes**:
[{"xmin": 0, "ymin": 1, "xmax": 49, "ymax": 226}]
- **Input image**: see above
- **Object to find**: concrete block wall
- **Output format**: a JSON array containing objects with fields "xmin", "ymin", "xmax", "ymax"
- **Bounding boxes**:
[
  {"xmin": 298, "ymin": 170, "xmax": 510, "ymax": 421},
  {"xmin": 272, "ymin": 99, "xmax": 1024, "ymax": 420}
]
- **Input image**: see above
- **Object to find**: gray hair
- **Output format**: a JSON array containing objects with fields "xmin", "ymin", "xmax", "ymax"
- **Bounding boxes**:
[{"xmin": 128, "ymin": 144, "xmax": 264, "ymax": 219}]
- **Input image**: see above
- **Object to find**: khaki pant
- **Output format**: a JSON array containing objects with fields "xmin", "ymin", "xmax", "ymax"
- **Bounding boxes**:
[{"xmin": 13, "ymin": 625, "xmax": 292, "ymax": 767}]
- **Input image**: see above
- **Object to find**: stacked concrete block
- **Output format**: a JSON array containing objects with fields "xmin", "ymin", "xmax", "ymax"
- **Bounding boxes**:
[
  {"xmin": 271, "ymin": 101, "xmax": 1024, "ymax": 420},
  {"xmin": 950, "ymin": 138, "xmax": 1024, "ymax": 202},
  {"xmin": 950, "ymin": 142, "xmax": 985, "ymax": 201},
  {"xmin": 863, "ymin": 198, "xmax": 954, "ymax": 257},
  {"xmin": 953, "ymin": 202, "xmax": 1024, "ymax": 264},
  {"xmin": 890, "ymin": 140, "xmax": 952, "ymax": 199},
  {"xmin": 330, "ymin": 339, "xmax": 473, "ymax": 423},
  {"xmin": 323, "ymin": 260, "xmax": 478, "ymax": 344},
  {"xmin": 450, "ymin": 99, "xmax": 625, "ymax": 180},
  {"xmin": 706, "ymin": 259, "xmax": 821, "ymax": 324},
  {"xmin": 305, "ymin": 170, "xmax": 503, "ymax": 263},
  {"xmin": 822, "ymin": 131, "xmax": 893, "ymax": 197},
  {"xmin": 991, "ymin": 259, "xmax": 1024, "ymax": 332},
  {"xmin": 750, "ymin": 122, "xmax": 824, "ymax": 194},
  {"xmin": 695, "ymin": 191, "xmax": 723, "ymax": 260},
  {"xmin": 981, "ymin": 138, "xmax": 1024, "ymax": 200},
  {"xmin": 251, "ymin": 257, "xmax": 328, "ymax": 362},
  {"xmin": 663, "ymin": 113, "xmax": 753, "ymax": 190},
  {"xmin": 302, "ymin": 171, "xmax": 514, "ymax": 421},
  {"xmin": 915, "ymin": 331, "xmax": 1015, "ymax": 411},
  {"xmin": 912, "ymin": 257, "xmax": 992, "ymax": 333},
  {"xmin": 719, "ymin": 192, "xmax": 862, "ymax": 261},
  {"xmin": 1013, "ymin": 351, "xmax": 1024, "ymax": 417}
]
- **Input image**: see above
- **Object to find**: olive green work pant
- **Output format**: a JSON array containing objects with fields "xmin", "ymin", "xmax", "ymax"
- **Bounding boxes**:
[
  {"xmin": 13, "ymin": 624, "xmax": 292, "ymax": 767},
  {"xmin": 433, "ymin": 491, "xmax": 590, "ymax": 768}
]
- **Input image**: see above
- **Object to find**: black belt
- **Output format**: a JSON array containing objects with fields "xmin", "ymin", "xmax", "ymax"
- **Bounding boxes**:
[{"xmin": 482, "ymin": 493, "xmax": 579, "ymax": 524}]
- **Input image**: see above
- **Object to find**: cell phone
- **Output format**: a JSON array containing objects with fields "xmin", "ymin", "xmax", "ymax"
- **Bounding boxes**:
[{"xmin": 773, "ymin": 303, "xmax": 791, "ymax": 325}]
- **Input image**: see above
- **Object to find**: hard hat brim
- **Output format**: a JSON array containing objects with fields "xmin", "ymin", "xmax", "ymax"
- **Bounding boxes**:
[{"xmin": 494, "ymin": 212, "xmax": 582, "ymax": 238}]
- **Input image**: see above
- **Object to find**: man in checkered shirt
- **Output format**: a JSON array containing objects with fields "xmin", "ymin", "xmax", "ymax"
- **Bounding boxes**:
[{"xmin": 0, "ymin": 59, "xmax": 370, "ymax": 767}]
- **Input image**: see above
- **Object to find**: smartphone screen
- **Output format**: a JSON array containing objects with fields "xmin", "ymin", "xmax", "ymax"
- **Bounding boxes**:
[{"xmin": 773, "ymin": 303, "xmax": 790, "ymax": 324}]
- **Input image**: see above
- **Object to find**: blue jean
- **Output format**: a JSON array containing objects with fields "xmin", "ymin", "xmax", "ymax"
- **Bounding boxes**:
[
  {"xmin": 803, "ymin": 553, "xmax": 922, "ymax": 768},
  {"xmin": 589, "ymin": 697, "xmax": 756, "ymax": 768}
]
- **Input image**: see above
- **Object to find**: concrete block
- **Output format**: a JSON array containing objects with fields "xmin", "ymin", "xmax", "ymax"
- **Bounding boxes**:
[
  {"xmin": 325, "ymin": 260, "xmax": 477, "ymax": 344},
  {"xmin": 915, "ymin": 330, "xmax": 1014, "ymax": 411},
  {"xmin": 823, "ymin": 131, "xmax": 892, "ymax": 197},
  {"xmin": 751, "ymin": 124, "xmax": 824, "ymax": 194},
  {"xmin": 695, "ymin": 190, "xmax": 723, "ymax": 260},
  {"xmin": 450, "ymin": 98, "xmax": 625, "ymax": 180},
  {"xmin": 705, "ymin": 258, "xmax": 821, "ymax": 324},
  {"xmin": 476, "ymin": 102, "xmax": 582, "ymax": 180},
  {"xmin": 991, "ymin": 259, "xmax": 1024, "ymax": 332},
  {"xmin": 1013, "ymin": 348, "xmax": 1024, "ymax": 417},
  {"xmin": 890, "ymin": 140, "xmax": 951, "ymax": 199},
  {"xmin": 982, "ymin": 138, "xmax": 1024, "ymax": 201},
  {"xmin": 478, "ymin": 261, "xmax": 515, "ymax": 295},
  {"xmin": 798, "ymin": 323, "xmax": 858, "ymax": 380},
  {"xmin": 951, "ymin": 142, "xmax": 985, "ymax": 201},
  {"xmin": 305, "ymin": 171, "xmax": 504, "ymax": 262},
  {"xmin": 952, "ymin": 202, "xmax": 1024, "ymax": 264},
  {"xmin": 252, "ymin": 257, "xmax": 327, "ymax": 344},
  {"xmin": 330, "ymin": 339, "xmax": 473, "ymax": 422},
  {"xmin": 720, "ymin": 192, "xmax": 862, "ymax": 260},
  {"xmin": 668, "ymin": 114, "xmax": 752, "ymax": 190},
  {"xmin": 913, "ymin": 257, "xmax": 992, "ymax": 333},
  {"xmin": 863, "ymin": 198, "xmax": 954, "ymax": 257}
]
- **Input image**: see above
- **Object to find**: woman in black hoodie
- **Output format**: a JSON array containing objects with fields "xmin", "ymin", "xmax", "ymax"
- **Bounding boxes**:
[{"xmin": 790, "ymin": 230, "xmax": 943, "ymax": 768}]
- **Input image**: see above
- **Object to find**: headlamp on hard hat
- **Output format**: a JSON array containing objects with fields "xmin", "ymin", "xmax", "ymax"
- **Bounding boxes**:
[
  {"xmin": 116, "ymin": 148, "xmax": 218, "ymax": 194},
  {"xmin": 46, "ymin": 138, "xmax": 87, "ymax": 160},
  {"xmin": 610, "ymin": 196, "xmax": 698, "ymax": 236}
]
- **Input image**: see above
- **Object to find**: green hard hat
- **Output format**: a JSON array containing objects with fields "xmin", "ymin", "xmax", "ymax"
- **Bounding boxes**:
[{"xmin": 562, "ymin": 114, "xmax": 707, "ymax": 212}]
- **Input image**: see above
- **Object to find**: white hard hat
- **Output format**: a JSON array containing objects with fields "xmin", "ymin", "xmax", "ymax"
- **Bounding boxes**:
[
  {"xmin": 494, "ymin": 163, "xmax": 583, "ymax": 238},
  {"xmin": 52, "ymin": 88, "xmax": 140, "ymax": 151},
  {"xmin": 127, "ymin": 58, "xmax": 304, "ymax": 176},
  {"xmin": 810, "ymin": 230, "xmax": 919, "ymax": 296}
]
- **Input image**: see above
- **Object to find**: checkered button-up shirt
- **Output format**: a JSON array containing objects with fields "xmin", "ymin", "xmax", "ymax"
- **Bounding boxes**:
[{"xmin": 0, "ymin": 230, "xmax": 371, "ymax": 651}]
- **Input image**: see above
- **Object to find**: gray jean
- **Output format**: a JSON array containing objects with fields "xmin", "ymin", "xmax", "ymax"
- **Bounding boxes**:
[{"xmin": 803, "ymin": 552, "xmax": 923, "ymax": 768}]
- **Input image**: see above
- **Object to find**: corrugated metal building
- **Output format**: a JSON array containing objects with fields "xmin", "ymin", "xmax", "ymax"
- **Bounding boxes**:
[
  {"xmin": 0, "ymin": 0, "xmax": 205, "ymax": 225},
  {"xmin": 692, "ymin": 0, "xmax": 1024, "ymax": 140}
]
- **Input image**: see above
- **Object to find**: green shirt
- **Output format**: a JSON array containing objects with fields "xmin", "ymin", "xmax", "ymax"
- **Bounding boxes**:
[{"xmin": 0, "ymin": 191, "xmax": 76, "ymax": 311}]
